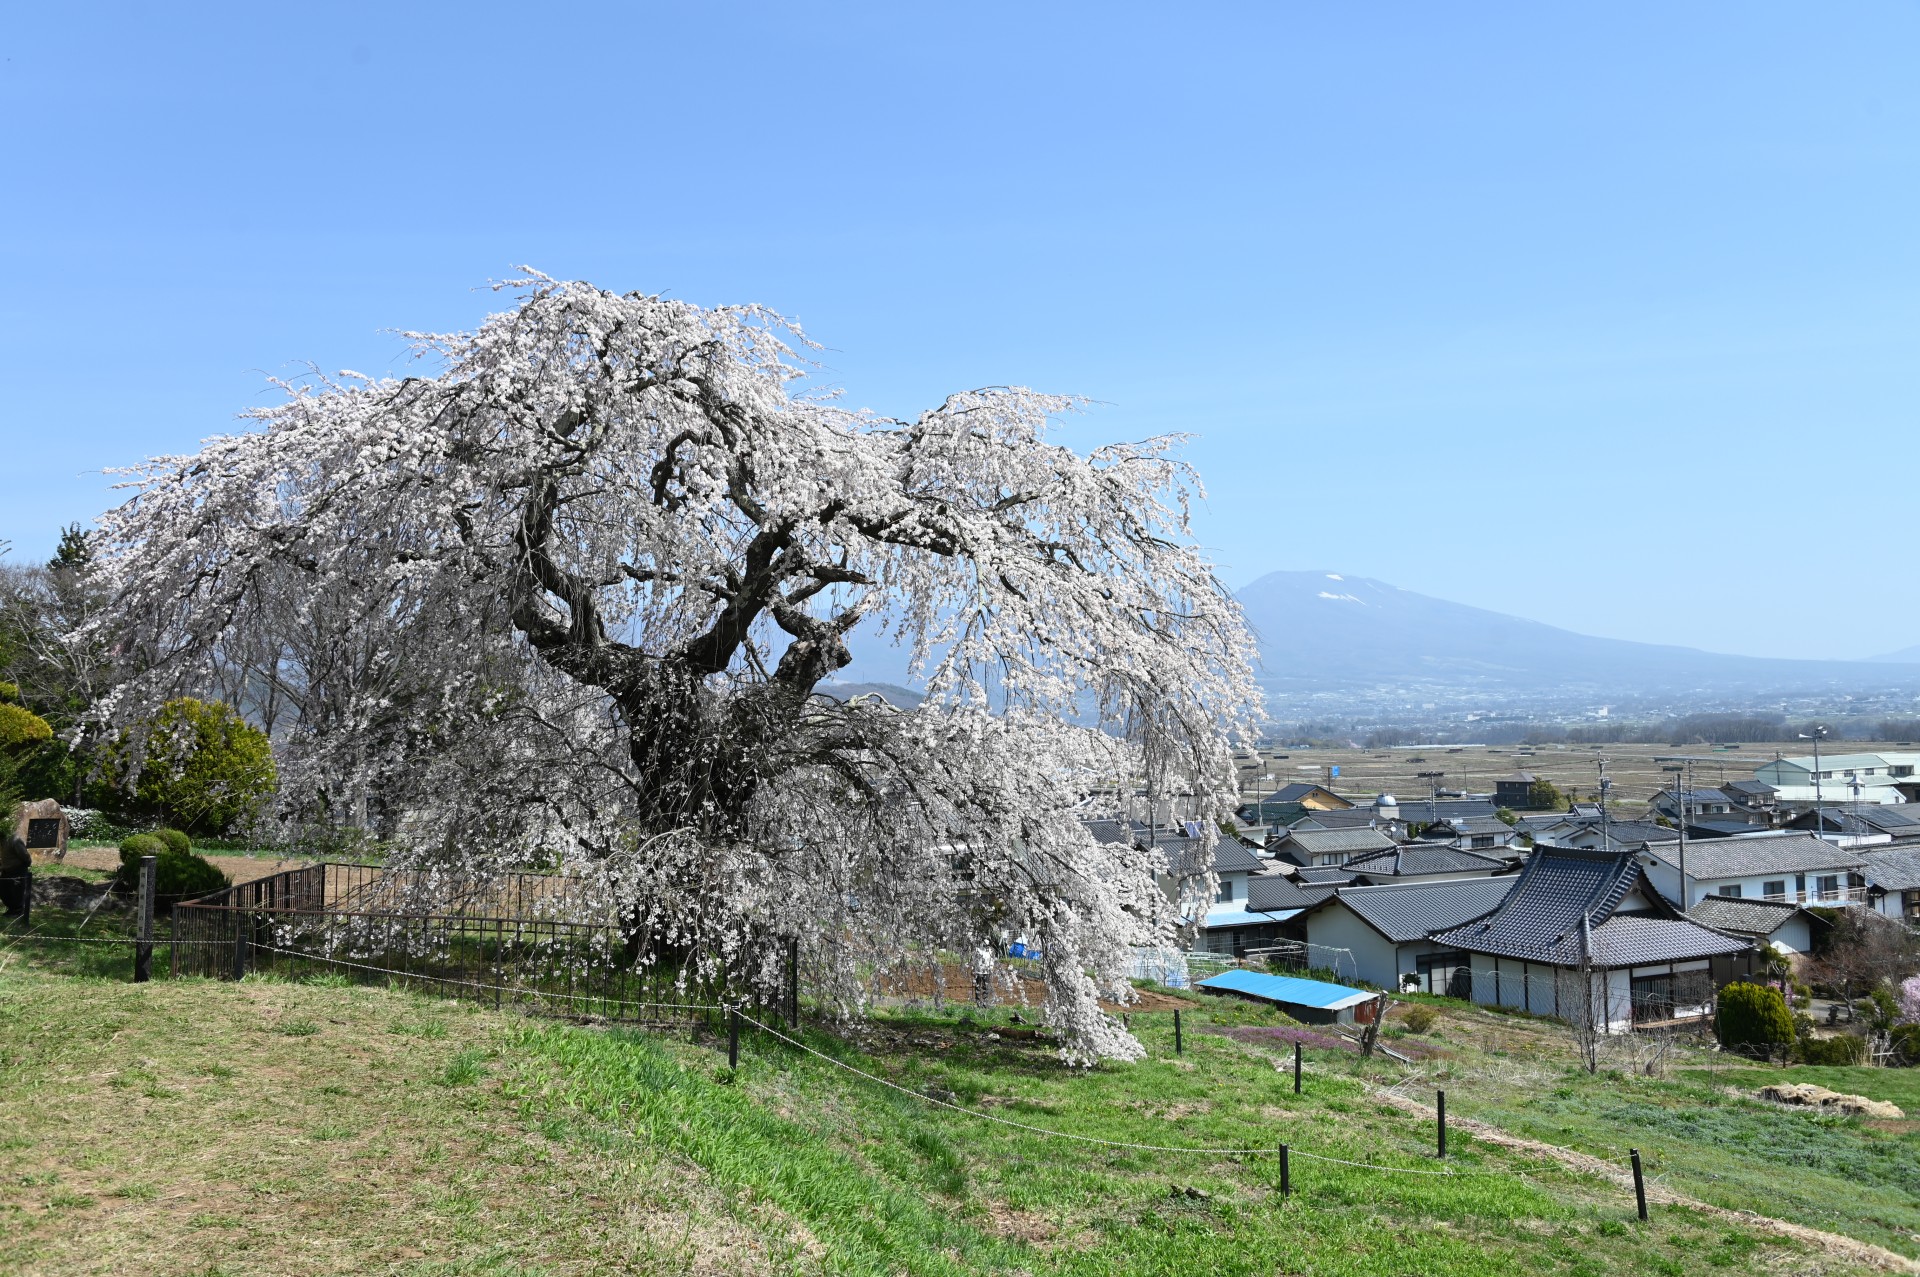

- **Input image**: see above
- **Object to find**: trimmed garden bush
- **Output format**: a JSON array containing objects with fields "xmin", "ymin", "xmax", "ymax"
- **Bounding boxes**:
[
  {"xmin": 1716, "ymin": 981, "xmax": 1794, "ymax": 1059},
  {"xmin": 115, "ymin": 832, "xmax": 229, "ymax": 902},
  {"xmin": 152, "ymin": 828, "xmax": 191, "ymax": 857},
  {"xmin": 1401, "ymin": 1004, "xmax": 1439, "ymax": 1034}
]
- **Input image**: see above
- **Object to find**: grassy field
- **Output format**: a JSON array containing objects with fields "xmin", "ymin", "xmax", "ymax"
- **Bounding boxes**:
[
  {"xmin": 1321, "ymin": 997, "xmax": 1920, "ymax": 1262},
  {"xmin": 7, "ymin": 918, "xmax": 1917, "ymax": 1277}
]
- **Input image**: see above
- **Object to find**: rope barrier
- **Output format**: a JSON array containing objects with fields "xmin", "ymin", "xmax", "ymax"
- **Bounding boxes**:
[
  {"xmin": 0, "ymin": 932, "xmax": 233, "ymax": 946},
  {"xmin": 253, "ymin": 944, "xmax": 726, "ymax": 1015},
  {"xmin": 736, "ymin": 1009, "xmax": 1510, "ymax": 1178}
]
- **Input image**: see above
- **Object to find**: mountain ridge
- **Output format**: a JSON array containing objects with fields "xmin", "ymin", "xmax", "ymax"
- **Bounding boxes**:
[{"xmin": 1237, "ymin": 570, "xmax": 1920, "ymax": 695}]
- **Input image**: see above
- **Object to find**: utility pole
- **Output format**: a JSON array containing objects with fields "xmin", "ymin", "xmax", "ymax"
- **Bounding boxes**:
[
  {"xmin": 1597, "ymin": 759, "xmax": 1612, "ymax": 851},
  {"xmin": 1798, "ymin": 726, "xmax": 1828, "ymax": 839}
]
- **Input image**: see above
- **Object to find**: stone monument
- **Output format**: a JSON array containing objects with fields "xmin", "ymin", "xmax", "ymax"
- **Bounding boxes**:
[{"xmin": 13, "ymin": 798, "xmax": 68, "ymax": 860}]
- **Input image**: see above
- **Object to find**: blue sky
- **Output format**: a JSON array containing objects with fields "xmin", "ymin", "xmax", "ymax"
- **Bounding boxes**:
[{"xmin": 3, "ymin": 3, "xmax": 1916, "ymax": 660}]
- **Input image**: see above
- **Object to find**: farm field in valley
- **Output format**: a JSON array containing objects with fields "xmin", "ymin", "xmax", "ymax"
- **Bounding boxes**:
[
  {"xmin": 1234, "ymin": 740, "xmax": 1892, "ymax": 815},
  {"xmin": 4, "ymin": 909, "xmax": 1917, "ymax": 1276}
]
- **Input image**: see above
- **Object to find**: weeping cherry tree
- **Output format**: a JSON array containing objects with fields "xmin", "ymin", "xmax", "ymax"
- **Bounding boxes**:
[{"xmin": 87, "ymin": 273, "xmax": 1260, "ymax": 1059}]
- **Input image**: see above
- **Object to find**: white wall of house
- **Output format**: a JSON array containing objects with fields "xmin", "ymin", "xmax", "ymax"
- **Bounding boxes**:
[
  {"xmin": 1637, "ymin": 856, "xmax": 1863, "ymax": 910},
  {"xmin": 1460, "ymin": 956, "xmax": 1714, "ymax": 1032}
]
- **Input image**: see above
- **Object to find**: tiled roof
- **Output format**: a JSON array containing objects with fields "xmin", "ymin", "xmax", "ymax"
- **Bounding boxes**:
[
  {"xmin": 1246, "ymin": 875, "xmax": 1339, "ymax": 912},
  {"xmin": 1860, "ymin": 847, "xmax": 1920, "ymax": 891},
  {"xmin": 1277, "ymin": 828, "xmax": 1400, "ymax": 856},
  {"xmin": 1289, "ymin": 808, "xmax": 1389, "ymax": 831},
  {"xmin": 1430, "ymin": 847, "xmax": 1750, "ymax": 967},
  {"xmin": 1161, "ymin": 834, "xmax": 1264, "ymax": 877},
  {"xmin": 1395, "ymin": 799, "xmax": 1499, "ymax": 824},
  {"xmin": 1418, "ymin": 815, "xmax": 1515, "ymax": 837},
  {"xmin": 1687, "ymin": 894, "xmax": 1804, "ymax": 937},
  {"xmin": 1587, "ymin": 915, "xmax": 1752, "ymax": 967},
  {"xmin": 1294, "ymin": 866, "xmax": 1360, "ymax": 886},
  {"xmin": 1639, "ymin": 833, "xmax": 1865, "ymax": 881},
  {"xmin": 1595, "ymin": 821, "xmax": 1682, "ymax": 845},
  {"xmin": 1313, "ymin": 878, "xmax": 1518, "ymax": 943},
  {"xmin": 1722, "ymin": 780, "xmax": 1777, "ymax": 798},
  {"xmin": 1084, "ymin": 818, "xmax": 1130, "ymax": 845},
  {"xmin": 1342, "ymin": 845, "xmax": 1510, "ymax": 879},
  {"xmin": 1685, "ymin": 818, "xmax": 1771, "ymax": 837},
  {"xmin": 1262, "ymin": 782, "xmax": 1348, "ymax": 805}
]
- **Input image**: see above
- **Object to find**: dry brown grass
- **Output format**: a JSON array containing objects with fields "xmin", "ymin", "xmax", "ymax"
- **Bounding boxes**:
[{"xmin": 0, "ymin": 969, "xmax": 783, "ymax": 1277}]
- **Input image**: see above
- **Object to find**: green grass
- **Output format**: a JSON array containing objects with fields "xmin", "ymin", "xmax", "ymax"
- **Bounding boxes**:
[
  {"xmin": 1353, "ymin": 1009, "xmax": 1920, "ymax": 1260},
  {"xmin": 0, "ymin": 933, "xmax": 1906, "ymax": 1276}
]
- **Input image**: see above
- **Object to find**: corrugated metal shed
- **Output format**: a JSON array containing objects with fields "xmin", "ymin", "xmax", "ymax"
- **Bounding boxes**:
[{"xmin": 1196, "ymin": 969, "xmax": 1376, "ymax": 1011}]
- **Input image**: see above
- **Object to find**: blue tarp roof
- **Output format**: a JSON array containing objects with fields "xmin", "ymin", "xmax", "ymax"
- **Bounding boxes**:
[
  {"xmin": 1202, "ymin": 908, "xmax": 1302, "ymax": 928},
  {"xmin": 1195, "ymin": 969, "xmax": 1376, "ymax": 1010}
]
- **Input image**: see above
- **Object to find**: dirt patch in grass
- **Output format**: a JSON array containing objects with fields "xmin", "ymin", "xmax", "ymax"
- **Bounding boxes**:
[
  {"xmin": 873, "ymin": 961, "xmax": 1186, "ymax": 1013},
  {"xmin": 35, "ymin": 846, "xmax": 315, "ymax": 885}
]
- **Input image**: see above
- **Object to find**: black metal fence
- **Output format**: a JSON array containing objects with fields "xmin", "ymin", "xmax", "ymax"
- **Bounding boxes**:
[{"xmin": 169, "ymin": 862, "xmax": 793, "ymax": 1031}]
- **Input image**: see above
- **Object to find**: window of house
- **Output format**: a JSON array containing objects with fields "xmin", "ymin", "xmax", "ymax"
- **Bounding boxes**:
[
  {"xmin": 1816, "ymin": 874, "xmax": 1839, "ymax": 900},
  {"xmin": 1763, "ymin": 879, "xmax": 1786, "ymax": 900},
  {"xmin": 1471, "ymin": 835, "xmax": 1495, "ymax": 849},
  {"xmin": 1721, "ymin": 884, "xmax": 1742, "ymax": 898},
  {"xmin": 1216, "ymin": 879, "xmax": 1235, "ymax": 903}
]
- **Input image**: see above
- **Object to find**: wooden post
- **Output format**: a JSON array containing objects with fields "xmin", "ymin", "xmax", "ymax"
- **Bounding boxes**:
[
  {"xmin": 1174, "ymin": 1009, "xmax": 1183, "ymax": 1055},
  {"xmin": 1436, "ymin": 1089, "xmax": 1447, "ymax": 1158},
  {"xmin": 134, "ymin": 855, "xmax": 156, "ymax": 983},
  {"xmin": 1630, "ymin": 1148, "xmax": 1648, "ymax": 1221},
  {"xmin": 231, "ymin": 915, "xmax": 248, "ymax": 981},
  {"xmin": 1279, "ymin": 1143, "xmax": 1290, "ymax": 1200},
  {"xmin": 1293, "ymin": 1041, "xmax": 1302, "ymax": 1093},
  {"xmin": 786, "ymin": 938, "xmax": 799, "ymax": 1027},
  {"xmin": 729, "ymin": 1007, "xmax": 740, "ymax": 1070}
]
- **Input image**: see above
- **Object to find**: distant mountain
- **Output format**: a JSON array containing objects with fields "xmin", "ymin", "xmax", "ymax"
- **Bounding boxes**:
[
  {"xmin": 1237, "ymin": 571, "xmax": 1920, "ymax": 696},
  {"xmin": 1867, "ymin": 644, "xmax": 1920, "ymax": 664},
  {"xmin": 817, "ymin": 680, "xmax": 925, "ymax": 709}
]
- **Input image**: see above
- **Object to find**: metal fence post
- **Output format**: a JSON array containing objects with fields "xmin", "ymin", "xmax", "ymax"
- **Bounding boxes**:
[
  {"xmin": 1293, "ymin": 1041, "xmax": 1302, "ymax": 1093},
  {"xmin": 1174, "ymin": 1009, "xmax": 1183, "ymax": 1055},
  {"xmin": 1279, "ymin": 1143, "xmax": 1290, "ymax": 1200},
  {"xmin": 1630, "ymin": 1148, "xmax": 1648, "ymax": 1221},
  {"xmin": 1437, "ymin": 1089, "xmax": 1447, "ymax": 1159},
  {"xmin": 18, "ymin": 867, "xmax": 29, "ymax": 928},
  {"xmin": 231, "ymin": 914, "xmax": 249, "ymax": 981},
  {"xmin": 729, "ymin": 1006, "xmax": 740, "ymax": 1070},
  {"xmin": 134, "ymin": 855, "xmax": 157, "ymax": 983}
]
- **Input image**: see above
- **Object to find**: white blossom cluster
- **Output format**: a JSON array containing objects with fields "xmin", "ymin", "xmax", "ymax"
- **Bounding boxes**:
[{"xmin": 85, "ymin": 272, "xmax": 1260, "ymax": 1060}]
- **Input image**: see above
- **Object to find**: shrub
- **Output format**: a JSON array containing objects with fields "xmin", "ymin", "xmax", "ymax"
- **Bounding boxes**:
[
  {"xmin": 152, "ymin": 828, "xmax": 191, "ymax": 857},
  {"xmin": 1795, "ymin": 1033, "xmax": 1869, "ymax": 1066},
  {"xmin": 116, "ymin": 832, "xmax": 229, "ymax": 902},
  {"xmin": 117, "ymin": 833, "xmax": 166, "ymax": 867},
  {"xmin": 1890, "ymin": 1023, "xmax": 1920, "ymax": 1067},
  {"xmin": 1401, "ymin": 1004, "xmax": 1439, "ymax": 1034},
  {"xmin": 94, "ymin": 697, "xmax": 275, "ymax": 835},
  {"xmin": 1716, "ymin": 982, "xmax": 1794, "ymax": 1059}
]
